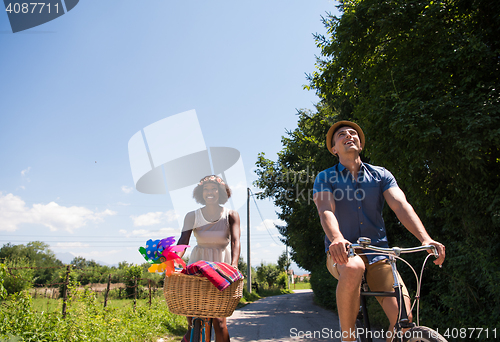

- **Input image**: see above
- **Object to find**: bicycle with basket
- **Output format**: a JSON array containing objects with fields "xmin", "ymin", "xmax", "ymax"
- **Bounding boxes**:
[
  {"xmin": 164, "ymin": 271, "xmax": 244, "ymax": 342},
  {"xmin": 139, "ymin": 237, "xmax": 244, "ymax": 342},
  {"xmin": 348, "ymin": 237, "xmax": 447, "ymax": 342}
]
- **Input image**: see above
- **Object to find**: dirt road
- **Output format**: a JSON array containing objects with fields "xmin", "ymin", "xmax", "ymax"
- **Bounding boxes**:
[{"xmin": 227, "ymin": 290, "xmax": 385, "ymax": 342}]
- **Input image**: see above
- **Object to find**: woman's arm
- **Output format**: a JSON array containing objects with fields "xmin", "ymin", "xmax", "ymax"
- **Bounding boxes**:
[
  {"xmin": 176, "ymin": 211, "xmax": 195, "ymax": 259},
  {"xmin": 228, "ymin": 210, "xmax": 241, "ymax": 268}
]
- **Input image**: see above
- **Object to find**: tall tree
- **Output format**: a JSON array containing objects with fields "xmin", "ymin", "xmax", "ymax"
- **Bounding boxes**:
[
  {"xmin": 0, "ymin": 242, "xmax": 63, "ymax": 286},
  {"xmin": 256, "ymin": 262, "xmax": 281, "ymax": 288},
  {"xmin": 277, "ymin": 251, "xmax": 291, "ymax": 272},
  {"xmin": 257, "ymin": 0, "xmax": 499, "ymax": 331}
]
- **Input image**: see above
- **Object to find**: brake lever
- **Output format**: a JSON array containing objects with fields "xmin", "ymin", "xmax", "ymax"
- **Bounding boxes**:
[
  {"xmin": 347, "ymin": 244, "xmax": 356, "ymax": 258},
  {"xmin": 428, "ymin": 245, "xmax": 443, "ymax": 268}
]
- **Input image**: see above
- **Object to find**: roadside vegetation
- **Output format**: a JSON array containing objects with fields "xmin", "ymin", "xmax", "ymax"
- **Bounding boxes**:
[
  {"xmin": 0, "ymin": 243, "xmax": 300, "ymax": 341},
  {"xmin": 0, "ymin": 287, "xmax": 186, "ymax": 342}
]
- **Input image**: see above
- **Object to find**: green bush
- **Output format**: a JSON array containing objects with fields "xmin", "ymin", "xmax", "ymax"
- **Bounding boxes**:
[
  {"xmin": 309, "ymin": 264, "xmax": 336, "ymax": 310},
  {"xmin": 276, "ymin": 272, "xmax": 288, "ymax": 289},
  {"xmin": 3, "ymin": 258, "xmax": 34, "ymax": 295},
  {"xmin": 124, "ymin": 264, "xmax": 143, "ymax": 299},
  {"xmin": 242, "ymin": 287, "xmax": 260, "ymax": 302},
  {"xmin": 0, "ymin": 264, "xmax": 7, "ymax": 299},
  {"xmin": 57, "ymin": 268, "xmax": 79, "ymax": 299}
]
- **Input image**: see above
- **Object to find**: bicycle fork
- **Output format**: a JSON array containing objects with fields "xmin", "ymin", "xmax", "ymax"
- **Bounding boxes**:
[{"xmin": 388, "ymin": 256, "xmax": 415, "ymax": 339}]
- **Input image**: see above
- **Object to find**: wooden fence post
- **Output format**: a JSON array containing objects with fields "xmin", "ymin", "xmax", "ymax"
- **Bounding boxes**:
[
  {"xmin": 148, "ymin": 279, "xmax": 152, "ymax": 307},
  {"xmin": 62, "ymin": 265, "xmax": 71, "ymax": 318},
  {"xmin": 104, "ymin": 274, "xmax": 111, "ymax": 308},
  {"xmin": 133, "ymin": 278, "xmax": 137, "ymax": 312}
]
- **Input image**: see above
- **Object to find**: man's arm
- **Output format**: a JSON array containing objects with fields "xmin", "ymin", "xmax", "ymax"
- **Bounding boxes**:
[
  {"xmin": 384, "ymin": 187, "xmax": 446, "ymax": 265},
  {"xmin": 313, "ymin": 191, "xmax": 350, "ymax": 265}
]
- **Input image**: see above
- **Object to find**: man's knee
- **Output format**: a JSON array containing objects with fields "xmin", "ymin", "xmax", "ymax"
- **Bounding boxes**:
[{"xmin": 338, "ymin": 256, "xmax": 365, "ymax": 277}]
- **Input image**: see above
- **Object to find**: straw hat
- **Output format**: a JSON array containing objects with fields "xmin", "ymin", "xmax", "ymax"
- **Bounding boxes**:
[{"xmin": 326, "ymin": 121, "xmax": 365, "ymax": 155}]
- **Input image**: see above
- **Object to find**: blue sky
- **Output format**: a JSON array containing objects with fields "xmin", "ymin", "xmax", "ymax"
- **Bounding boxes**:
[{"xmin": 0, "ymin": 1, "xmax": 339, "ymax": 273}]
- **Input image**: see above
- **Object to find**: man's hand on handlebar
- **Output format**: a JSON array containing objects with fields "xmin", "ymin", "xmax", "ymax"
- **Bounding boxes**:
[
  {"xmin": 422, "ymin": 239, "xmax": 446, "ymax": 266},
  {"xmin": 328, "ymin": 237, "xmax": 351, "ymax": 265}
]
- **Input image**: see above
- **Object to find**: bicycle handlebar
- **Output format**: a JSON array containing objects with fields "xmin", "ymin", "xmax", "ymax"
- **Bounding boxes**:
[{"xmin": 347, "ymin": 237, "xmax": 438, "ymax": 258}]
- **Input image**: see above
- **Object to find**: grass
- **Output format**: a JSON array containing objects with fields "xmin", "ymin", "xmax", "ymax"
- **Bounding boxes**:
[
  {"xmin": 1, "ymin": 290, "xmax": 187, "ymax": 342},
  {"xmin": 290, "ymin": 282, "xmax": 311, "ymax": 290},
  {"xmin": 2, "ymin": 284, "xmax": 309, "ymax": 341}
]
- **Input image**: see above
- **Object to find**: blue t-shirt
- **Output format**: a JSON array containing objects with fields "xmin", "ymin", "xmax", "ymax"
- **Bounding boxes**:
[{"xmin": 313, "ymin": 162, "xmax": 398, "ymax": 264}]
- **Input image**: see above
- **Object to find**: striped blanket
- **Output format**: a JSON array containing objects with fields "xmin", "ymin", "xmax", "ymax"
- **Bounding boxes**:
[{"xmin": 182, "ymin": 261, "xmax": 244, "ymax": 291}]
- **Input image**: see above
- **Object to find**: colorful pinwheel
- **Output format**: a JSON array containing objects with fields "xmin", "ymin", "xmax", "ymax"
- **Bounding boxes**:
[{"xmin": 138, "ymin": 237, "xmax": 189, "ymax": 276}]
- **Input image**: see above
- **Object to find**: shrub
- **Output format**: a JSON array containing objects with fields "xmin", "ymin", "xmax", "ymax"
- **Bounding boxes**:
[{"xmin": 3, "ymin": 258, "xmax": 34, "ymax": 295}]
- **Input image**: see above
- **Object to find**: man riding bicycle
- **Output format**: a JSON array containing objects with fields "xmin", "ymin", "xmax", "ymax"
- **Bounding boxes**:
[{"xmin": 312, "ymin": 121, "xmax": 446, "ymax": 342}]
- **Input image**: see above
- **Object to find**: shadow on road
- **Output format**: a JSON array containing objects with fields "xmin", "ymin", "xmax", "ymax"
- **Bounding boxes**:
[{"xmin": 228, "ymin": 290, "xmax": 340, "ymax": 341}]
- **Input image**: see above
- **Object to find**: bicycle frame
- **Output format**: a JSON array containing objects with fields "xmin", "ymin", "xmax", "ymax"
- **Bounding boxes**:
[
  {"xmin": 190, "ymin": 317, "xmax": 213, "ymax": 342},
  {"xmin": 348, "ymin": 237, "xmax": 438, "ymax": 342}
]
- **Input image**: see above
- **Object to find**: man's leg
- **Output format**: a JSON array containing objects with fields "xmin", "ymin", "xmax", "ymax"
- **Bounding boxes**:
[
  {"xmin": 336, "ymin": 255, "xmax": 365, "ymax": 342},
  {"xmin": 365, "ymin": 260, "xmax": 412, "ymax": 342},
  {"xmin": 380, "ymin": 295, "xmax": 412, "ymax": 342}
]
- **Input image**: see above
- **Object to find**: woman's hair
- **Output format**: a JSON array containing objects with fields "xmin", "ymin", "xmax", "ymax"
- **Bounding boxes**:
[{"xmin": 193, "ymin": 175, "xmax": 232, "ymax": 205}]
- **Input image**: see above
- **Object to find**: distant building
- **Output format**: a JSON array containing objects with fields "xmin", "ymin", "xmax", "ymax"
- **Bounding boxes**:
[{"xmin": 294, "ymin": 274, "xmax": 310, "ymax": 282}]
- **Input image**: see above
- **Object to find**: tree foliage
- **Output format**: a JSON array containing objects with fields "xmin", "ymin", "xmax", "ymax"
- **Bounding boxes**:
[
  {"xmin": 277, "ymin": 251, "xmax": 291, "ymax": 272},
  {"xmin": 2, "ymin": 258, "xmax": 34, "ymax": 294},
  {"xmin": 256, "ymin": 0, "xmax": 499, "ymax": 332},
  {"xmin": 255, "ymin": 106, "xmax": 337, "ymax": 271},
  {"xmin": 256, "ymin": 262, "xmax": 281, "ymax": 288},
  {"xmin": 0, "ymin": 264, "xmax": 7, "ymax": 299},
  {"xmin": 0, "ymin": 241, "xmax": 63, "ymax": 287}
]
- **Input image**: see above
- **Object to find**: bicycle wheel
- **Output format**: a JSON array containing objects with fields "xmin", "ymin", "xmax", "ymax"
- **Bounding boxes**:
[
  {"xmin": 191, "ymin": 318, "xmax": 203, "ymax": 342},
  {"xmin": 403, "ymin": 326, "xmax": 448, "ymax": 342}
]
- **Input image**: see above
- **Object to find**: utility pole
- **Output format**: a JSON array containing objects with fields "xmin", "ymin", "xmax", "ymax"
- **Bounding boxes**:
[
  {"xmin": 286, "ymin": 245, "xmax": 290, "ymax": 290},
  {"xmin": 246, "ymin": 188, "xmax": 263, "ymax": 294},
  {"xmin": 247, "ymin": 187, "xmax": 251, "ymax": 293}
]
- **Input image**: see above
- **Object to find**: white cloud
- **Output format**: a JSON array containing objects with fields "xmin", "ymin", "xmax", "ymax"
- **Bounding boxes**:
[
  {"xmin": 119, "ymin": 227, "xmax": 177, "ymax": 239},
  {"xmin": 131, "ymin": 210, "xmax": 179, "ymax": 226},
  {"xmin": 255, "ymin": 219, "xmax": 286, "ymax": 232},
  {"xmin": 121, "ymin": 185, "xmax": 133, "ymax": 194},
  {"xmin": 229, "ymin": 181, "xmax": 246, "ymax": 192},
  {"xmin": 77, "ymin": 250, "xmax": 120, "ymax": 259},
  {"xmin": 54, "ymin": 242, "xmax": 91, "ymax": 248},
  {"xmin": 21, "ymin": 167, "xmax": 31, "ymax": 176},
  {"xmin": 0, "ymin": 193, "xmax": 33, "ymax": 231},
  {"xmin": 0, "ymin": 192, "xmax": 116, "ymax": 233},
  {"xmin": 97, "ymin": 209, "xmax": 117, "ymax": 218},
  {"xmin": 131, "ymin": 212, "xmax": 163, "ymax": 226}
]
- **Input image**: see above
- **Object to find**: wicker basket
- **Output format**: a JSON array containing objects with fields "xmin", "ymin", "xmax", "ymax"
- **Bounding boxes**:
[{"xmin": 163, "ymin": 272, "xmax": 244, "ymax": 318}]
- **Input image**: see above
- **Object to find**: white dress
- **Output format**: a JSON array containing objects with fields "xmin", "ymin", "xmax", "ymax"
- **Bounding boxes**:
[{"xmin": 183, "ymin": 207, "xmax": 232, "ymax": 265}]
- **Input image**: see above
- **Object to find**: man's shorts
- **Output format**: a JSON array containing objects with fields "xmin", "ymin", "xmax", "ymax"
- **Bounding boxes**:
[{"xmin": 326, "ymin": 252, "xmax": 410, "ymax": 305}]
